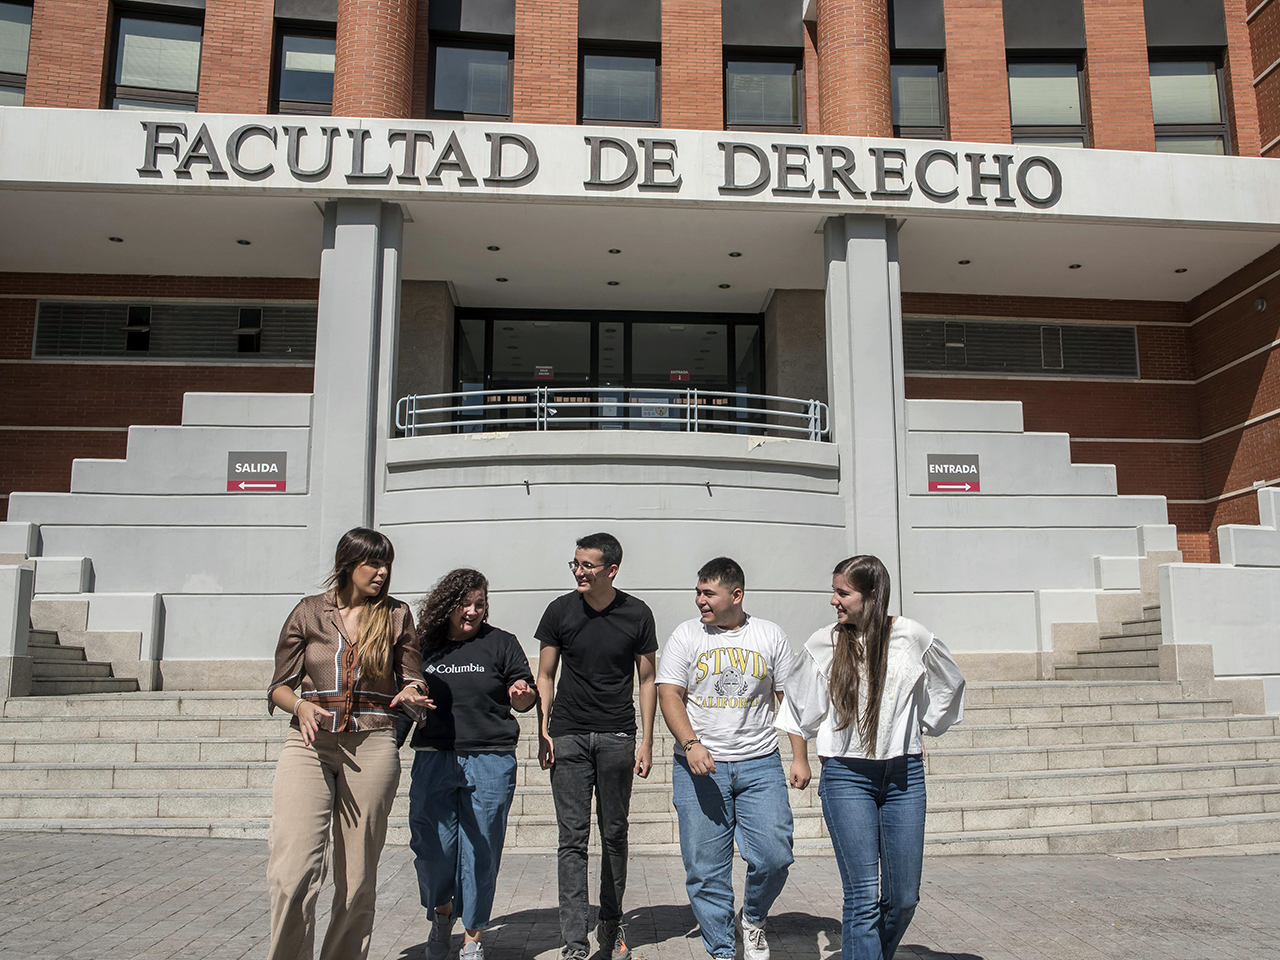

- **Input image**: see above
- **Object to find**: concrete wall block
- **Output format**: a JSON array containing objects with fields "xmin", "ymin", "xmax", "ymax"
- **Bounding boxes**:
[
  {"xmin": 0, "ymin": 565, "xmax": 34, "ymax": 697},
  {"xmin": 1218, "ymin": 488, "xmax": 1280, "ymax": 567},
  {"xmin": 159, "ymin": 594, "xmax": 308, "ymax": 662},
  {"xmin": 906, "ymin": 430, "xmax": 1119, "ymax": 496},
  {"xmin": 1094, "ymin": 590, "xmax": 1144, "ymax": 629},
  {"xmin": 1159, "ymin": 563, "xmax": 1280, "ymax": 677},
  {"xmin": 904, "ymin": 398, "xmax": 1024, "ymax": 434},
  {"xmin": 70, "ymin": 426, "xmax": 311, "ymax": 496},
  {"xmin": 1137, "ymin": 524, "xmax": 1179, "ymax": 555},
  {"xmin": 0, "ymin": 523, "xmax": 39, "ymax": 559},
  {"xmin": 33, "ymin": 557, "xmax": 92, "ymax": 595},
  {"xmin": 904, "ymin": 591, "xmax": 1038, "ymax": 655},
  {"xmin": 906, "ymin": 495, "xmax": 1166, "ymax": 530},
  {"xmin": 181, "ymin": 393, "xmax": 314, "ymax": 427},
  {"xmin": 28, "ymin": 599, "xmax": 89, "ymax": 633},
  {"xmin": 7, "ymin": 492, "xmax": 314, "ymax": 527},
  {"xmin": 1094, "ymin": 555, "xmax": 1142, "ymax": 591}
]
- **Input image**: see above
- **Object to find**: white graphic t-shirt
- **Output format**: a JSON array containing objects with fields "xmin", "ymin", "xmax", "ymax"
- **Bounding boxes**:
[{"xmin": 655, "ymin": 614, "xmax": 796, "ymax": 762}]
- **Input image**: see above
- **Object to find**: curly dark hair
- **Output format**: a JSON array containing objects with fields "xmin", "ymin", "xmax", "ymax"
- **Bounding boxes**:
[{"xmin": 416, "ymin": 568, "xmax": 490, "ymax": 652}]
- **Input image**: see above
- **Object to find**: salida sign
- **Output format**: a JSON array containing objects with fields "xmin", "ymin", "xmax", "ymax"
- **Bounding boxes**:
[
  {"xmin": 227, "ymin": 451, "xmax": 286, "ymax": 492},
  {"xmin": 927, "ymin": 454, "xmax": 980, "ymax": 493}
]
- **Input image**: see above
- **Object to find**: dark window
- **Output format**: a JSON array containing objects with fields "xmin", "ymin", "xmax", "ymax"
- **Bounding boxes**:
[
  {"xmin": 724, "ymin": 54, "xmax": 802, "ymax": 130},
  {"xmin": 33, "ymin": 301, "xmax": 317, "ymax": 361},
  {"xmin": 903, "ymin": 318, "xmax": 1139, "ymax": 378},
  {"xmin": 0, "ymin": 1, "xmax": 31, "ymax": 105},
  {"xmin": 1150, "ymin": 58, "xmax": 1228, "ymax": 155},
  {"xmin": 580, "ymin": 48, "xmax": 658, "ymax": 124},
  {"xmin": 891, "ymin": 59, "xmax": 946, "ymax": 139},
  {"xmin": 110, "ymin": 13, "xmax": 203, "ymax": 111},
  {"xmin": 1007, "ymin": 59, "xmax": 1086, "ymax": 147},
  {"xmin": 429, "ymin": 39, "xmax": 512, "ymax": 119},
  {"xmin": 274, "ymin": 27, "xmax": 335, "ymax": 116}
]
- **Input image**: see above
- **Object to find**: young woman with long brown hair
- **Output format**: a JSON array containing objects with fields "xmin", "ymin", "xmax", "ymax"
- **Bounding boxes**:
[
  {"xmin": 265, "ymin": 527, "xmax": 432, "ymax": 960},
  {"xmin": 777, "ymin": 555, "xmax": 965, "ymax": 960}
]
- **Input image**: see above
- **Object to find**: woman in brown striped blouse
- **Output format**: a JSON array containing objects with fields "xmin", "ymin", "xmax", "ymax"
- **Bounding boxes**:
[{"xmin": 266, "ymin": 527, "xmax": 433, "ymax": 960}]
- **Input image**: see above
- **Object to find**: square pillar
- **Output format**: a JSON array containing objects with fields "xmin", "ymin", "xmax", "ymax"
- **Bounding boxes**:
[
  {"xmin": 824, "ymin": 214, "xmax": 907, "ymax": 607},
  {"xmin": 311, "ymin": 200, "xmax": 404, "ymax": 581}
]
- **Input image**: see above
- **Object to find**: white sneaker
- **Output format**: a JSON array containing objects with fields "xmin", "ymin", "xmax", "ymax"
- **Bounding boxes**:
[
  {"xmin": 738, "ymin": 910, "xmax": 770, "ymax": 960},
  {"xmin": 459, "ymin": 942, "xmax": 484, "ymax": 960},
  {"xmin": 427, "ymin": 912, "xmax": 456, "ymax": 960}
]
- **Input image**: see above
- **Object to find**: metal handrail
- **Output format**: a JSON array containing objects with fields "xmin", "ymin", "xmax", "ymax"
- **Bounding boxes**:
[{"xmin": 395, "ymin": 387, "xmax": 829, "ymax": 441}]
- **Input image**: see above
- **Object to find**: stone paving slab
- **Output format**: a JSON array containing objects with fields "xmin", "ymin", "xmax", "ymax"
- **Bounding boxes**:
[{"xmin": 1, "ymin": 832, "xmax": 1278, "ymax": 959}]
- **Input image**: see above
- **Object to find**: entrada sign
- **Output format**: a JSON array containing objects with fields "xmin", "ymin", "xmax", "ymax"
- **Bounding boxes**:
[
  {"xmin": 136, "ymin": 122, "xmax": 1063, "ymax": 209},
  {"xmin": 927, "ymin": 454, "xmax": 980, "ymax": 493}
]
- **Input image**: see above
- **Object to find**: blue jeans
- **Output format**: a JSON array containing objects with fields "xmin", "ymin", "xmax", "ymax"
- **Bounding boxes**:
[
  {"xmin": 818, "ymin": 755, "xmax": 926, "ymax": 960},
  {"xmin": 407, "ymin": 750, "xmax": 518, "ymax": 931},
  {"xmin": 672, "ymin": 750, "xmax": 795, "ymax": 959}
]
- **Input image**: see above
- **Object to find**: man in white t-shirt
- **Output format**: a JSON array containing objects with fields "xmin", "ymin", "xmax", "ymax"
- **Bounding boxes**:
[{"xmin": 656, "ymin": 557, "xmax": 810, "ymax": 960}]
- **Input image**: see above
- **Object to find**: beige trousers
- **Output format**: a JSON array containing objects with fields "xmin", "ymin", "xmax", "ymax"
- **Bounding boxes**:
[{"xmin": 266, "ymin": 728, "xmax": 401, "ymax": 960}]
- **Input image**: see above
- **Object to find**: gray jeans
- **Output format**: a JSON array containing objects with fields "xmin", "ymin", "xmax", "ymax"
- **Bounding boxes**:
[{"xmin": 550, "ymin": 732, "xmax": 636, "ymax": 953}]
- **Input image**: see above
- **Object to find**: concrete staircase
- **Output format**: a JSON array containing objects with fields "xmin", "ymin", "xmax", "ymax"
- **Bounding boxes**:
[
  {"xmin": 1, "ymin": 680, "xmax": 1277, "ymax": 856},
  {"xmin": 24, "ymin": 600, "xmax": 140, "ymax": 696},
  {"xmin": 1055, "ymin": 605, "xmax": 1163, "ymax": 682}
]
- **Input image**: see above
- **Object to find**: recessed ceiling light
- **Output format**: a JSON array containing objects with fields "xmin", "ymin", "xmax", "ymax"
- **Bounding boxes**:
[
  {"xmin": 607, "ymin": 281, "xmax": 620, "ymax": 286},
  {"xmin": 1175, "ymin": 267, "xmax": 1188, "ymax": 274},
  {"xmin": 729, "ymin": 252, "xmax": 742, "ymax": 258},
  {"xmin": 718, "ymin": 284, "xmax": 731, "ymax": 289},
  {"xmin": 487, "ymin": 245, "xmax": 500, "ymax": 251},
  {"xmin": 604, "ymin": 346, "xmax": 616, "ymax": 352},
  {"xmin": 108, "ymin": 237, "xmax": 123, "ymax": 243},
  {"xmin": 957, "ymin": 259, "xmax": 970, "ymax": 265},
  {"xmin": 503, "ymin": 326, "xmax": 515, "ymax": 331},
  {"xmin": 608, "ymin": 248, "xmax": 621, "ymax": 254},
  {"xmin": 1068, "ymin": 263, "xmax": 1082, "ymax": 269},
  {"xmin": 1256, "ymin": 298, "xmax": 1267, "ymax": 312},
  {"xmin": 496, "ymin": 277, "xmax": 509, "ymax": 282},
  {"xmin": 236, "ymin": 239, "xmax": 251, "ymax": 246}
]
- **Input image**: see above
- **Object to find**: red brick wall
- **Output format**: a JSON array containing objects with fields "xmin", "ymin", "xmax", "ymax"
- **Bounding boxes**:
[
  {"xmin": 0, "ymin": 274, "xmax": 318, "ymax": 520},
  {"xmin": 804, "ymin": 20, "xmax": 821, "ymax": 134},
  {"xmin": 1081, "ymin": 0, "xmax": 1155, "ymax": 151},
  {"xmin": 513, "ymin": 0, "xmax": 576, "ymax": 124},
  {"xmin": 24, "ymin": 0, "xmax": 110, "ymax": 109},
  {"xmin": 1225, "ymin": 0, "xmax": 1263, "ymax": 156},
  {"xmin": 816, "ymin": 0, "xmax": 891, "ymax": 137},
  {"xmin": 333, "ymin": 0, "xmax": 417, "ymax": 117},
  {"xmin": 197, "ymin": 0, "xmax": 274, "ymax": 114},
  {"xmin": 411, "ymin": 0, "xmax": 431, "ymax": 118},
  {"xmin": 942, "ymin": 0, "xmax": 1011, "ymax": 143},
  {"xmin": 661, "ymin": 0, "xmax": 721, "ymax": 129},
  {"xmin": 1249, "ymin": 0, "xmax": 1280, "ymax": 154}
]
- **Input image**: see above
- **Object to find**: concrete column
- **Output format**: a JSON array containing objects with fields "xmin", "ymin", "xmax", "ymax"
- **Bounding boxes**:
[
  {"xmin": 311, "ymin": 201, "xmax": 403, "ymax": 580},
  {"xmin": 824, "ymin": 215, "xmax": 906, "ymax": 606},
  {"xmin": 815, "ymin": 0, "xmax": 892, "ymax": 137},
  {"xmin": 1, "ymin": 565, "xmax": 34, "ymax": 697},
  {"xmin": 333, "ymin": 0, "xmax": 417, "ymax": 118}
]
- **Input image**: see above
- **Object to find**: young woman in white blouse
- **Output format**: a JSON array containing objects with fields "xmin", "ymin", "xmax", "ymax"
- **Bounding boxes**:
[{"xmin": 777, "ymin": 555, "xmax": 965, "ymax": 960}]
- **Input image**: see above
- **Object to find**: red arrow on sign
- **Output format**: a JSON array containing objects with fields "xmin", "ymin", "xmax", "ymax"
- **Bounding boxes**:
[
  {"xmin": 928, "ymin": 481, "xmax": 979, "ymax": 492},
  {"xmin": 227, "ymin": 480, "xmax": 286, "ymax": 492}
]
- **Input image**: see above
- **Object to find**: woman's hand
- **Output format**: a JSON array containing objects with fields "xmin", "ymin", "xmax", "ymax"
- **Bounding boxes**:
[
  {"xmin": 789, "ymin": 756, "xmax": 812, "ymax": 789},
  {"xmin": 508, "ymin": 679, "xmax": 536, "ymax": 710},
  {"xmin": 295, "ymin": 699, "xmax": 334, "ymax": 746},
  {"xmin": 391, "ymin": 684, "xmax": 435, "ymax": 710}
]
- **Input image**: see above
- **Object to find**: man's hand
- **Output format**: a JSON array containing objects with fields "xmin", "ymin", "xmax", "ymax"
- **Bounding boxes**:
[
  {"xmin": 538, "ymin": 732, "xmax": 555, "ymax": 769},
  {"xmin": 686, "ymin": 742, "xmax": 716, "ymax": 776},
  {"xmin": 788, "ymin": 755, "xmax": 811, "ymax": 789},
  {"xmin": 634, "ymin": 740, "xmax": 653, "ymax": 778}
]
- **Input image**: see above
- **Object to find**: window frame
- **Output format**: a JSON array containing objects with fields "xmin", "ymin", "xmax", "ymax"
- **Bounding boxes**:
[
  {"xmin": 722, "ymin": 49, "xmax": 805, "ymax": 133},
  {"xmin": 1006, "ymin": 55, "xmax": 1088, "ymax": 147},
  {"xmin": 890, "ymin": 55, "xmax": 948, "ymax": 140},
  {"xmin": 426, "ymin": 35, "xmax": 514, "ymax": 121},
  {"xmin": 0, "ymin": 0, "xmax": 32, "ymax": 105},
  {"xmin": 108, "ymin": 8, "xmax": 204, "ymax": 111},
  {"xmin": 577, "ymin": 42, "xmax": 661, "ymax": 127},
  {"xmin": 271, "ymin": 21, "xmax": 336, "ymax": 117},
  {"xmin": 1149, "ymin": 51, "xmax": 1231, "ymax": 156}
]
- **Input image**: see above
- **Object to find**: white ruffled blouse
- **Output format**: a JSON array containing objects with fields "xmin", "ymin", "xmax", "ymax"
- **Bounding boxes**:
[{"xmin": 775, "ymin": 617, "xmax": 966, "ymax": 760}]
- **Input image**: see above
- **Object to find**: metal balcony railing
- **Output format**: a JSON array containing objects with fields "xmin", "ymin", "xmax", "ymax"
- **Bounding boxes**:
[{"xmin": 395, "ymin": 387, "xmax": 829, "ymax": 441}]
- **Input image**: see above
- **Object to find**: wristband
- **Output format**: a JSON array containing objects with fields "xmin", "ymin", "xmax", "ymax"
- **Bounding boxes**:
[
  {"xmin": 682, "ymin": 737, "xmax": 701, "ymax": 751},
  {"xmin": 292, "ymin": 698, "xmax": 302, "ymax": 716}
]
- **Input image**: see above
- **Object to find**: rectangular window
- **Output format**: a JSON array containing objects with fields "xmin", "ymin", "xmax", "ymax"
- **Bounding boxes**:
[
  {"xmin": 725, "ymin": 55, "xmax": 802, "ymax": 130},
  {"xmin": 1007, "ymin": 60, "xmax": 1086, "ymax": 147},
  {"xmin": 891, "ymin": 60, "xmax": 945, "ymax": 139},
  {"xmin": 903, "ymin": 318, "xmax": 1139, "ymax": 378},
  {"xmin": 111, "ymin": 14, "xmax": 203, "ymax": 111},
  {"xmin": 0, "ymin": 1, "xmax": 31, "ymax": 105},
  {"xmin": 1150, "ymin": 58, "xmax": 1228, "ymax": 155},
  {"xmin": 430, "ymin": 40, "xmax": 512, "ymax": 119},
  {"xmin": 580, "ymin": 49, "xmax": 658, "ymax": 125},
  {"xmin": 274, "ymin": 28, "xmax": 335, "ymax": 116}
]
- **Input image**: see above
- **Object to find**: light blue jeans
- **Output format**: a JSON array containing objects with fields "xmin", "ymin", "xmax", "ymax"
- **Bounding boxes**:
[
  {"xmin": 818, "ymin": 754, "xmax": 926, "ymax": 960},
  {"xmin": 672, "ymin": 750, "xmax": 795, "ymax": 959},
  {"xmin": 408, "ymin": 750, "xmax": 518, "ymax": 931}
]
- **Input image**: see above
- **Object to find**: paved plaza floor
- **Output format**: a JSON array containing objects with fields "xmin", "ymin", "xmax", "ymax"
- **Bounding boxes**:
[{"xmin": 1, "ymin": 832, "xmax": 1278, "ymax": 959}]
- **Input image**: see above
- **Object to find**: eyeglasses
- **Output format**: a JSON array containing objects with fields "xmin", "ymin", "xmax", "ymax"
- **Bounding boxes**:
[{"xmin": 568, "ymin": 560, "xmax": 610, "ymax": 572}]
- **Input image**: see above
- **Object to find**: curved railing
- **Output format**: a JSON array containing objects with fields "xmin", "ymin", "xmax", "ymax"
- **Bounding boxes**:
[{"xmin": 395, "ymin": 387, "xmax": 829, "ymax": 441}]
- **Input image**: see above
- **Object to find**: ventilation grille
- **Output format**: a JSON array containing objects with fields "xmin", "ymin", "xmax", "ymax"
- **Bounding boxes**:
[
  {"xmin": 34, "ymin": 301, "xmax": 318, "ymax": 362},
  {"xmin": 904, "ymin": 318, "xmax": 1139, "ymax": 378}
]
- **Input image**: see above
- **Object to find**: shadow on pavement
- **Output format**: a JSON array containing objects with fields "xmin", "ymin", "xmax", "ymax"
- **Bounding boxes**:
[{"xmin": 898, "ymin": 945, "xmax": 986, "ymax": 959}]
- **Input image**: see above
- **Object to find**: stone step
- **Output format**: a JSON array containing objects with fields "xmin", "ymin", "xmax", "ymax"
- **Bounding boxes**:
[
  {"xmin": 26, "ymin": 641, "xmax": 87, "ymax": 662},
  {"xmin": 1120, "ymin": 617, "xmax": 1163, "ymax": 637},
  {"xmin": 925, "ymin": 735, "xmax": 1280, "ymax": 774},
  {"xmin": 934, "ymin": 715, "xmax": 1279, "ymax": 749},
  {"xmin": 1073, "ymin": 648, "xmax": 1162, "ymax": 668},
  {"xmin": 962, "ymin": 698, "xmax": 1234, "ymax": 723},
  {"xmin": 30, "ymin": 659, "xmax": 115, "ymax": 680},
  {"xmin": 27, "ymin": 629, "xmax": 59, "ymax": 645},
  {"xmin": 964, "ymin": 680, "xmax": 1187, "ymax": 704},
  {"xmin": 1053, "ymin": 664, "xmax": 1160, "ymax": 681},
  {"xmin": 1098, "ymin": 631, "xmax": 1160, "ymax": 652},
  {"xmin": 28, "ymin": 678, "xmax": 141, "ymax": 696}
]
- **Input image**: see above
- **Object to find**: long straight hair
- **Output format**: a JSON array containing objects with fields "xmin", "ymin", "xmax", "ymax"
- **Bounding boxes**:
[
  {"xmin": 417, "ymin": 568, "xmax": 490, "ymax": 652},
  {"xmin": 828, "ymin": 555, "xmax": 893, "ymax": 753},
  {"xmin": 326, "ymin": 527, "xmax": 396, "ymax": 684}
]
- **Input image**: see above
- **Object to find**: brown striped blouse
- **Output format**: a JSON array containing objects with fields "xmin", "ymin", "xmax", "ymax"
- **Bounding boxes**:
[{"xmin": 267, "ymin": 591, "xmax": 426, "ymax": 733}]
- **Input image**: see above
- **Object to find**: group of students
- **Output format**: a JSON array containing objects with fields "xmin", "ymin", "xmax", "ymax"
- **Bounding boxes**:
[{"xmin": 264, "ymin": 527, "xmax": 967, "ymax": 960}]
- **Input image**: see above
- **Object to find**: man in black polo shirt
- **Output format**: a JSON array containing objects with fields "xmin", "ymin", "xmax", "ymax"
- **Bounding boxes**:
[{"xmin": 536, "ymin": 532, "xmax": 658, "ymax": 960}]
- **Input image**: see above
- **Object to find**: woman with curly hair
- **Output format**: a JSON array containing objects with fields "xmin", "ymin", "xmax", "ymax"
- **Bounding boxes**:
[
  {"xmin": 777, "ymin": 555, "xmax": 965, "ymax": 960},
  {"xmin": 405, "ymin": 568, "xmax": 537, "ymax": 960}
]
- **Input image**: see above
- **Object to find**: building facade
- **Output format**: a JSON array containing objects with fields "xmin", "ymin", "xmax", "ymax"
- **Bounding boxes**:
[{"xmin": 1, "ymin": 0, "xmax": 1279, "ymax": 703}]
